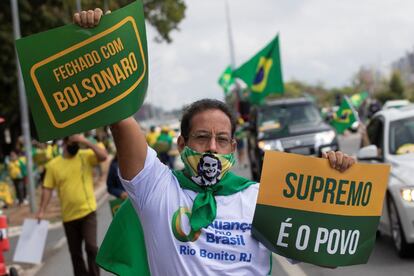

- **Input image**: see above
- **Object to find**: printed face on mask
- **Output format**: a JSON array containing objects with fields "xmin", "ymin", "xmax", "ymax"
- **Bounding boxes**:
[
  {"xmin": 180, "ymin": 147, "xmax": 234, "ymax": 187},
  {"xmin": 201, "ymin": 155, "xmax": 220, "ymax": 180}
]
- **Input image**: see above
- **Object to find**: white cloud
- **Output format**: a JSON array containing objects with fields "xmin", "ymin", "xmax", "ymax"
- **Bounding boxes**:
[{"xmin": 144, "ymin": 0, "xmax": 414, "ymax": 110}]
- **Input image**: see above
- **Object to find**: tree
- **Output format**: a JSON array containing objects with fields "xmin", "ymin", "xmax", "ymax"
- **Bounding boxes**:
[
  {"xmin": 81, "ymin": 0, "xmax": 186, "ymax": 43},
  {"xmin": 389, "ymin": 71, "xmax": 404, "ymax": 98},
  {"xmin": 0, "ymin": 0, "xmax": 186, "ymax": 148},
  {"xmin": 373, "ymin": 71, "xmax": 406, "ymax": 104}
]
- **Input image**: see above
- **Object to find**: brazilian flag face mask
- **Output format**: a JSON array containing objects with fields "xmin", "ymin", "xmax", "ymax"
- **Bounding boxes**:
[{"xmin": 180, "ymin": 146, "xmax": 235, "ymax": 186}]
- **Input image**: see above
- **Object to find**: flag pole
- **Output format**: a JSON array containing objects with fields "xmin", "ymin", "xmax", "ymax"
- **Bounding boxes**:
[
  {"xmin": 225, "ymin": 0, "xmax": 241, "ymax": 113},
  {"xmin": 104, "ymin": 0, "xmax": 109, "ymax": 12},
  {"xmin": 225, "ymin": 0, "xmax": 236, "ymax": 69}
]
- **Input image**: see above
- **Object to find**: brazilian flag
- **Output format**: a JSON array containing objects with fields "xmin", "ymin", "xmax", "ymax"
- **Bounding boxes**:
[
  {"xmin": 96, "ymin": 199, "xmax": 150, "ymax": 276},
  {"xmin": 218, "ymin": 66, "xmax": 235, "ymax": 95},
  {"xmin": 331, "ymin": 96, "xmax": 358, "ymax": 134},
  {"xmin": 350, "ymin": 91, "xmax": 369, "ymax": 108},
  {"xmin": 233, "ymin": 35, "xmax": 284, "ymax": 104}
]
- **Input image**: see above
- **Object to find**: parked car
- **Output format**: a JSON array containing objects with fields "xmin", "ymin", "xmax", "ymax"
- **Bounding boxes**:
[
  {"xmin": 247, "ymin": 97, "xmax": 339, "ymax": 180},
  {"xmin": 357, "ymin": 104, "xmax": 414, "ymax": 257}
]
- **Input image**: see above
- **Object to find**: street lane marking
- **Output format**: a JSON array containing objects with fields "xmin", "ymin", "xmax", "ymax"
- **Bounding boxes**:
[
  {"xmin": 52, "ymin": 236, "xmax": 67, "ymax": 251},
  {"xmin": 23, "ymin": 263, "xmax": 44, "ymax": 276}
]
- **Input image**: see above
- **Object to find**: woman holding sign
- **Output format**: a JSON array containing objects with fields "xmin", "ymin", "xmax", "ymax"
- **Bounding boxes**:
[{"xmin": 75, "ymin": 9, "xmax": 355, "ymax": 276}]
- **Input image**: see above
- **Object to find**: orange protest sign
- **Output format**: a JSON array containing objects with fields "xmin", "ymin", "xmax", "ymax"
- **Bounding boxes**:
[{"xmin": 258, "ymin": 151, "xmax": 390, "ymax": 217}]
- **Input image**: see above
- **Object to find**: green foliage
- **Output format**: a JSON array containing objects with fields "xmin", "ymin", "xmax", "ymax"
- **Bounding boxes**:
[
  {"xmin": 82, "ymin": 0, "xmax": 186, "ymax": 43},
  {"xmin": 262, "ymin": 80, "xmax": 363, "ymax": 110},
  {"xmin": 0, "ymin": 0, "xmax": 186, "ymax": 136},
  {"xmin": 372, "ymin": 71, "xmax": 406, "ymax": 104},
  {"xmin": 283, "ymin": 81, "xmax": 302, "ymax": 97},
  {"xmin": 375, "ymin": 91, "xmax": 399, "ymax": 104},
  {"xmin": 389, "ymin": 71, "xmax": 404, "ymax": 98}
]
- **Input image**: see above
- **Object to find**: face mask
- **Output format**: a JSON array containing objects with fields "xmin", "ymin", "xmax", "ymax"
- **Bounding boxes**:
[
  {"xmin": 66, "ymin": 143, "xmax": 79, "ymax": 156},
  {"xmin": 180, "ymin": 146, "xmax": 235, "ymax": 187}
]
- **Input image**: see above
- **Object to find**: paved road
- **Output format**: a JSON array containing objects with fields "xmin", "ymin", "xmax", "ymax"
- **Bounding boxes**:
[
  {"xmin": 7, "ymin": 133, "xmax": 414, "ymax": 275},
  {"xmin": 32, "ymin": 196, "xmax": 113, "ymax": 276}
]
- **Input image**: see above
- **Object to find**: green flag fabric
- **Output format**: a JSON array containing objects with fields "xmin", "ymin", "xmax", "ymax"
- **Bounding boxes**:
[
  {"xmin": 331, "ymin": 96, "xmax": 358, "ymax": 134},
  {"xmin": 217, "ymin": 66, "xmax": 235, "ymax": 94},
  {"xmin": 15, "ymin": 0, "xmax": 148, "ymax": 142},
  {"xmin": 109, "ymin": 198, "xmax": 124, "ymax": 216},
  {"xmin": 350, "ymin": 92, "xmax": 369, "ymax": 108},
  {"xmin": 233, "ymin": 35, "xmax": 284, "ymax": 105},
  {"xmin": 96, "ymin": 199, "xmax": 150, "ymax": 276}
]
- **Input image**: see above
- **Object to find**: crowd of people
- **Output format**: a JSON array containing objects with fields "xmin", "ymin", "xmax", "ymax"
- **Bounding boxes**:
[
  {"xmin": 145, "ymin": 125, "xmax": 178, "ymax": 169},
  {"xmin": 0, "ymin": 128, "xmax": 114, "ymax": 208}
]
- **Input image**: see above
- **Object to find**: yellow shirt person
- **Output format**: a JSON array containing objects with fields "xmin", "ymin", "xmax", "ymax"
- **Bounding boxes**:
[
  {"xmin": 8, "ymin": 160, "xmax": 22, "ymax": 180},
  {"xmin": 37, "ymin": 134, "xmax": 108, "ymax": 276},
  {"xmin": 145, "ymin": 126, "xmax": 159, "ymax": 147},
  {"xmin": 44, "ymin": 149, "xmax": 98, "ymax": 222}
]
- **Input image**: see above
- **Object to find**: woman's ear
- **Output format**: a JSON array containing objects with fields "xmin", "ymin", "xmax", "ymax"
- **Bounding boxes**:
[{"xmin": 177, "ymin": 135, "xmax": 185, "ymax": 153}]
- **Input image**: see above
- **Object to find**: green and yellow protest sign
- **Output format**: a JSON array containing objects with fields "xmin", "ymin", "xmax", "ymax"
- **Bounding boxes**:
[
  {"xmin": 15, "ymin": 1, "xmax": 148, "ymax": 142},
  {"xmin": 252, "ymin": 151, "xmax": 390, "ymax": 266}
]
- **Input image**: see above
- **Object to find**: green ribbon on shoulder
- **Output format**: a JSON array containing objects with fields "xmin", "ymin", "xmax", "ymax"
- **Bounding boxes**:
[{"xmin": 96, "ymin": 171, "xmax": 255, "ymax": 275}]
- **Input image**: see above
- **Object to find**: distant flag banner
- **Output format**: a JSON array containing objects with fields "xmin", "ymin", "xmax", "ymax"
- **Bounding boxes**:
[
  {"xmin": 331, "ymin": 96, "xmax": 358, "ymax": 134},
  {"xmin": 15, "ymin": 1, "xmax": 148, "ymax": 142},
  {"xmin": 218, "ymin": 66, "xmax": 234, "ymax": 95},
  {"xmin": 350, "ymin": 92, "xmax": 369, "ymax": 108},
  {"xmin": 234, "ymin": 35, "xmax": 284, "ymax": 105}
]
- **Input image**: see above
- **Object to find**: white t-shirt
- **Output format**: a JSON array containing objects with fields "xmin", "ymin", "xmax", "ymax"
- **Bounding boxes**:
[{"xmin": 121, "ymin": 147, "xmax": 271, "ymax": 275}]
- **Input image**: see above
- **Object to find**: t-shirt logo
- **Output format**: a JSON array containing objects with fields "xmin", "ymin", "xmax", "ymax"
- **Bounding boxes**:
[{"xmin": 171, "ymin": 207, "xmax": 201, "ymax": 242}]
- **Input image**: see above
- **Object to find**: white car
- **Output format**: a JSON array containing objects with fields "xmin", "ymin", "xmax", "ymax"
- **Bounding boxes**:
[
  {"xmin": 382, "ymin": 99, "xmax": 410, "ymax": 110},
  {"xmin": 358, "ymin": 104, "xmax": 414, "ymax": 257}
]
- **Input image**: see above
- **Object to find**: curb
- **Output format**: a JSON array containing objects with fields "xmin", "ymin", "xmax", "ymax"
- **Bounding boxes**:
[
  {"xmin": 20, "ymin": 189, "xmax": 109, "ymax": 276},
  {"xmin": 10, "ymin": 185, "xmax": 109, "ymax": 276},
  {"xmin": 8, "ymin": 183, "xmax": 108, "ymax": 238}
]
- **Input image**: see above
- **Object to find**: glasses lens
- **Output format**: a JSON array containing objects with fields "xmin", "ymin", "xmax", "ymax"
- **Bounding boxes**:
[{"xmin": 191, "ymin": 133, "xmax": 231, "ymax": 147}]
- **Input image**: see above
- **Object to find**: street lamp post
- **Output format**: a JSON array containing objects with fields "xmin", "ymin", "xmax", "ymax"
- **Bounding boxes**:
[
  {"xmin": 10, "ymin": 0, "xmax": 36, "ymax": 213},
  {"xmin": 225, "ymin": 0, "xmax": 242, "ymax": 114},
  {"xmin": 76, "ymin": 0, "xmax": 82, "ymax": 12}
]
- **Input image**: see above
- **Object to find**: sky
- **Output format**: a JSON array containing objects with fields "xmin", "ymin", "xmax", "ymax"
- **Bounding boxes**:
[{"xmin": 144, "ymin": 0, "xmax": 414, "ymax": 110}]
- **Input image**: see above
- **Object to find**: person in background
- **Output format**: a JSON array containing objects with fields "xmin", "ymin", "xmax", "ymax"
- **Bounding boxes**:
[
  {"xmin": 7, "ymin": 150, "xmax": 26, "ymax": 205},
  {"xmin": 36, "ymin": 134, "xmax": 108, "ymax": 276},
  {"xmin": 145, "ymin": 126, "xmax": 159, "ymax": 147},
  {"xmin": 153, "ymin": 126, "xmax": 173, "ymax": 167},
  {"xmin": 106, "ymin": 155, "xmax": 127, "ymax": 200},
  {"xmin": 235, "ymin": 117, "xmax": 248, "ymax": 168}
]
